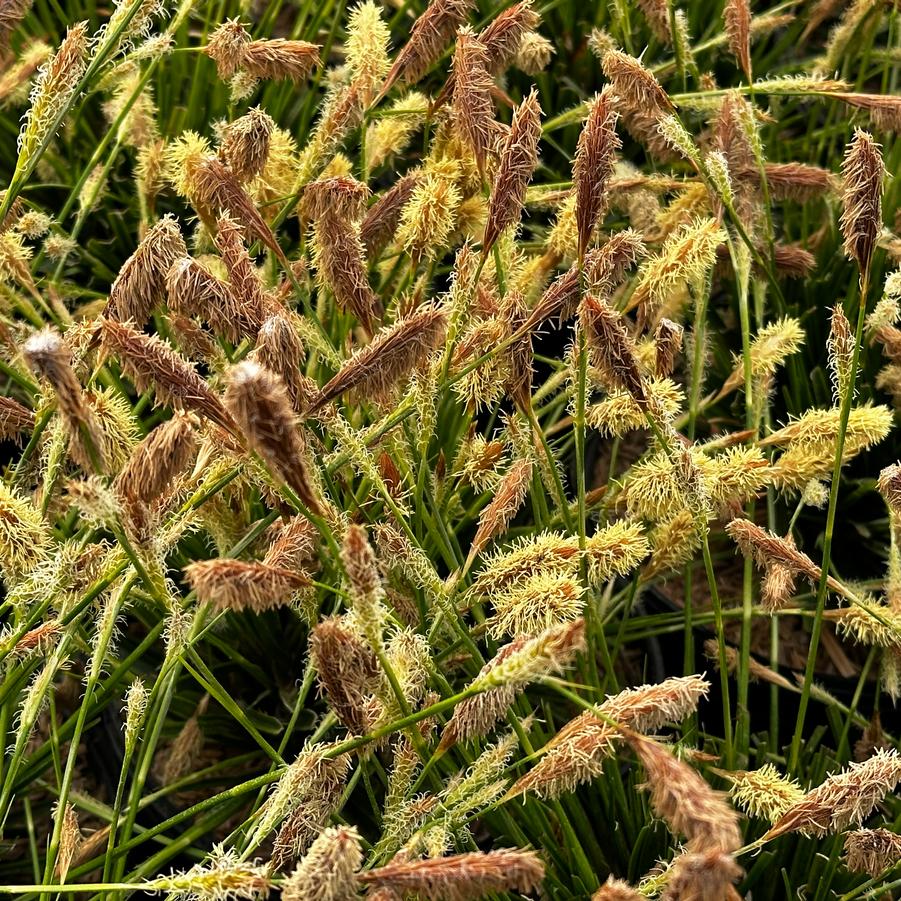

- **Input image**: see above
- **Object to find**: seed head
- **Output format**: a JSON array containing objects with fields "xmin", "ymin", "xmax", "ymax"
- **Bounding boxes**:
[
  {"xmin": 346, "ymin": 0, "xmax": 391, "ymax": 103},
  {"xmin": 220, "ymin": 107, "xmax": 274, "ymax": 184},
  {"xmin": 766, "ymin": 749, "xmax": 901, "ymax": 839},
  {"xmin": 360, "ymin": 172, "xmax": 422, "ymax": 256},
  {"xmin": 359, "ymin": 849, "xmax": 545, "ymax": 900},
  {"xmin": 451, "ymin": 27, "xmax": 499, "ymax": 179},
  {"xmin": 185, "ymin": 558, "xmax": 310, "ymax": 613},
  {"xmin": 843, "ymin": 828, "xmax": 901, "ymax": 878},
  {"xmin": 150, "ymin": 845, "xmax": 271, "ymax": 901},
  {"xmin": 840, "ymin": 129, "xmax": 883, "ymax": 275},
  {"xmin": 223, "ymin": 361, "xmax": 323, "ymax": 515},
  {"xmin": 106, "ymin": 216, "xmax": 187, "ymax": 325},
  {"xmin": 573, "ymin": 88, "xmax": 620, "ymax": 264},
  {"xmin": 724, "ymin": 0, "xmax": 752, "ymax": 80},
  {"xmin": 308, "ymin": 305, "xmax": 446, "ymax": 413},
  {"xmin": 720, "ymin": 763, "xmax": 804, "ymax": 823},
  {"xmin": 282, "ymin": 826, "xmax": 363, "ymax": 900},
  {"xmin": 382, "ymin": 0, "xmax": 475, "ymax": 94},
  {"xmin": 100, "ymin": 318, "xmax": 236, "ymax": 433},
  {"xmin": 579, "ymin": 294, "xmax": 646, "ymax": 405},
  {"xmin": 483, "ymin": 88, "xmax": 542, "ymax": 254},
  {"xmin": 592, "ymin": 877, "xmax": 643, "ymax": 900}
]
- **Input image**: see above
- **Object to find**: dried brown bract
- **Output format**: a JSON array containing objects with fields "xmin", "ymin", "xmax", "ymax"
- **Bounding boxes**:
[
  {"xmin": 224, "ymin": 361, "xmax": 323, "ymax": 515},
  {"xmin": 359, "ymin": 849, "xmax": 545, "ymax": 900},
  {"xmin": 0, "ymin": 0, "xmax": 33, "ymax": 50},
  {"xmin": 654, "ymin": 318, "xmax": 684, "ymax": 377},
  {"xmin": 724, "ymin": 0, "xmax": 752, "ymax": 80},
  {"xmin": 192, "ymin": 157, "xmax": 288, "ymax": 264},
  {"xmin": 252, "ymin": 313, "xmax": 315, "ymax": 415},
  {"xmin": 308, "ymin": 304, "xmax": 446, "ymax": 412},
  {"xmin": 840, "ymin": 129, "xmax": 884, "ymax": 276},
  {"xmin": 467, "ymin": 459, "xmax": 532, "ymax": 566},
  {"xmin": 185, "ymin": 558, "xmax": 310, "ymax": 612},
  {"xmin": 166, "ymin": 255, "xmax": 253, "ymax": 345},
  {"xmin": 99, "ymin": 318, "xmax": 237, "ymax": 434},
  {"xmin": 213, "ymin": 212, "xmax": 270, "ymax": 336},
  {"xmin": 627, "ymin": 732, "xmax": 742, "ymax": 853},
  {"xmin": 114, "ymin": 413, "xmax": 197, "ymax": 506},
  {"xmin": 573, "ymin": 88, "xmax": 620, "ymax": 264},
  {"xmin": 483, "ymin": 88, "xmax": 542, "ymax": 254},
  {"xmin": 305, "ymin": 177, "xmax": 382, "ymax": 333}
]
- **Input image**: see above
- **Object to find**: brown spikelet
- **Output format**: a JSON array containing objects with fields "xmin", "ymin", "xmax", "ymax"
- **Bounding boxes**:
[
  {"xmin": 601, "ymin": 50, "xmax": 675, "ymax": 161},
  {"xmin": 840, "ymin": 129, "xmax": 884, "ymax": 276},
  {"xmin": 55, "ymin": 802, "xmax": 82, "ymax": 883},
  {"xmin": 360, "ymin": 173, "xmax": 422, "ymax": 257},
  {"xmin": 359, "ymin": 849, "xmax": 545, "ymax": 900},
  {"xmin": 724, "ymin": 0, "xmax": 752, "ymax": 80},
  {"xmin": 213, "ymin": 213, "xmax": 270, "ymax": 336},
  {"xmin": 264, "ymin": 515, "xmax": 320, "ymax": 571},
  {"xmin": 626, "ymin": 732, "xmax": 742, "ymax": 853},
  {"xmin": 772, "ymin": 243, "xmax": 816, "ymax": 279},
  {"xmin": 440, "ymin": 620, "xmax": 586, "ymax": 750},
  {"xmin": 483, "ymin": 88, "xmax": 542, "ymax": 253},
  {"xmin": 106, "ymin": 216, "xmax": 187, "ymax": 325},
  {"xmin": 0, "ymin": 0, "xmax": 33, "ymax": 50},
  {"xmin": 0, "ymin": 394, "xmax": 35, "ymax": 441},
  {"xmin": 114, "ymin": 412, "xmax": 197, "ymax": 505},
  {"xmin": 168, "ymin": 314, "xmax": 220, "ymax": 365},
  {"xmin": 252, "ymin": 313, "xmax": 315, "ymax": 415},
  {"xmin": 224, "ymin": 361, "xmax": 323, "ymax": 514},
  {"xmin": 207, "ymin": 20, "xmax": 320, "ymax": 82},
  {"xmin": 192, "ymin": 158, "xmax": 288, "ymax": 264},
  {"xmin": 11, "ymin": 620, "xmax": 61, "ymax": 658},
  {"xmin": 503, "ymin": 291, "xmax": 533, "ymax": 411},
  {"xmin": 592, "ymin": 877, "xmax": 644, "ymax": 901},
  {"xmin": 24, "ymin": 328, "xmax": 104, "ymax": 471},
  {"xmin": 381, "ymin": 0, "xmax": 475, "ymax": 95},
  {"xmin": 764, "ymin": 749, "xmax": 901, "ymax": 839},
  {"xmin": 305, "ymin": 178, "xmax": 382, "ymax": 333},
  {"xmin": 467, "ymin": 459, "xmax": 533, "ymax": 565},
  {"xmin": 573, "ymin": 88, "xmax": 620, "ymax": 264},
  {"xmin": 525, "ymin": 230, "xmax": 645, "ymax": 331},
  {"xmin": 843, "ymin": 828, "xmax": 901, "ymax": 877},
  {"xmin": 310, "ymin": 616, "xmax": 380, "ymax": 734},
  {"xmin": 435, "ymin": 0, "xmax": 540, "ymax": 110},
  {"xmin": 99, "ymin": 318, "xmax": 237, "ymax": 433},
  {"xmin": 508, "ymin": 674, "xmax": 709, "ymax": 800},
  {"xmin": 166, "ymin": 256, "xmax": 254, "ymax": 345},
  {"xmin": 878, "ymin": 463, "xmax": 901, "ymax": 515},
  {"xmin": 654, "ymin": 318, "xmax": 683, "ymax": 377},
  {"xmin": 834, "ymin": 93, "xmax": 901, "ymax": 133},
  {"xmin": 739, "ymin": 162, "xmax": 837, "ymax": 202},
  {"xmin": 661, "ymin": 851, "xmax": 743, "ymax": 901},
  {"xmin": 185, "ymin": 558, "xmax": 310, "ymax": 612},
  {"xmin": 451, "ymin": 27, "xmax": 499, "ymax": 178},
  {"xmin": 579, "ymin": 294, "xmax": 646, "ymax": 405},
  {"xmin": 220, "ymin": 107, "xmax": 274, "ymax": 184},
  {"xmin": 725, "ymin": 517, "xmax": 844, "ymax": 596},
  {"xmin": 308, "ymin": 305, "xmax": 446, "ymax": 413}
]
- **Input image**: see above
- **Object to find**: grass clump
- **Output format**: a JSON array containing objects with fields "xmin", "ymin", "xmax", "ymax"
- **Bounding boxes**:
[{"xmin": 0, "ymin": 0, "xmax": 900, "ymax": 897}]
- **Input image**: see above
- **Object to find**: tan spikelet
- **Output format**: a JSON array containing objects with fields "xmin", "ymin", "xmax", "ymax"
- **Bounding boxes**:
[
  {"xmin": 107, "ymin": 216, "xmax": 187, "ymax": 325},
  {"xmin": 213, "ymin": 213, "xmax": 270, "ymax": 336},
  {"xmin": 724, "ymin": 0, "xmax": 752, "ymax": 80},
  {"xmin": 592, "ymin": 877, "xmax": 644, "ymax": 900},
  {"xmin": 451, "ymin": 27, "xmax": 499, "ymax": 178},
  {"xmin": 207, "ymin": 20, "xmax": 320, "ymax": 83},
  {"xmin": 55, "ymin": 802, "xmax": 82, "ymax": 883},
  {"xmin": 360, "ymin": 172, "xmax": 422, "ymax": 256},
  {"xmin": 467, "ymin": 459, "xmax": 532, "ymax": 567},
  {"xmin": 282, "ymin": 825, "xmax": 363, "ymax": 901},
  {"xmin": 0, "ymin": 0, "xmax": 33, "ymax": 50},
  {"xmin": 843, "ymin": 828, "xmax": 901, "ymax": 877},
  {"xmin": 579, "ymin": 294, "xmax": 646, "ymax": 404},
  {"xmin": 220, "ymin": 107, "xmax": 274, "ymax": 184},
  {"xmin": 252, "ymin": 313, "xmax": 315, "ymax": 414}
]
